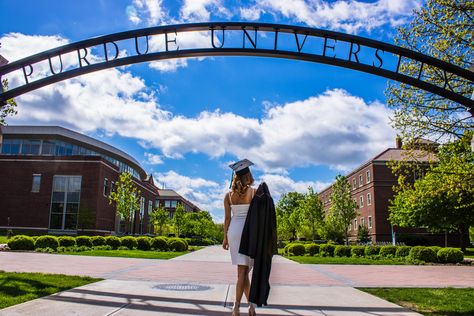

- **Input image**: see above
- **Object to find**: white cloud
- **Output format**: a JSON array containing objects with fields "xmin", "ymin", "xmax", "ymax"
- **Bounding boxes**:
[
  {"xmin": 259, "ymin": 174, "xmax": 330, "ymax": 200},
  {"xmin": 240, "ymin": 0, "xmax": 421, "ymax": 33},
  {"xmin": 180, "ymin": 0, "xmax": 232, "ymax": 22},
  {"xmin": 144, "ymin": 152, "xmax": 164, "ymax": 165},
  {"xmin": 128, "ymin": 0, "xmax": 168, "ymax": 25}
]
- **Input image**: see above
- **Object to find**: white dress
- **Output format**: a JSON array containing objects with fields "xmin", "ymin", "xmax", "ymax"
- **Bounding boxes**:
[{"xmin": 227, "ymin": 192, "xmax": 254, "ymax": 267}]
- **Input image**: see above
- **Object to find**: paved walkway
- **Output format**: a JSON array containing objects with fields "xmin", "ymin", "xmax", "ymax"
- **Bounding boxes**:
[{"xmin": 0, "ymin": 246, "xmax": 472, "ymax": 315}]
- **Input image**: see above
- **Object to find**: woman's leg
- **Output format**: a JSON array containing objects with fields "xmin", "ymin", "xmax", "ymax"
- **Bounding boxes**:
[
  {"xmin": 243, "ymin": 272, "xmax": 250, "ymax": 301},
  {"xmin": 235, "ymin": 265, "xmax": 249, "ymax": 304}
]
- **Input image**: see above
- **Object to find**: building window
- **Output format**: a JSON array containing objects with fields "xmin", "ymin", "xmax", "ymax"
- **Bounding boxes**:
[
  {"xmin": 148, "ymin": 200, "xmax": 153, "ymax": 214},
  {"xmin": 103, "ymin": 178, "xmax": 109, "ymax": 197},
  {"xmin": 171, "ymin": 200, "xmax": 177, "ymax": 208},
  {"xmin": 359, "ymin": 174, "xmax": 363, "ymax": 186},
  {"xmin": 164, "ymin": 200, "xmax": 171, "ymax": 208},
  {"xmin": 360, "ymin": 195, "xmax": 364, "ymax": 207},
  {"xmin": 21, "ymin": 140, "xmax": 41, "ymax": 155},
  {"xmin": 354, "ymin": 219, "xmax": 358, "ymax": 230},
  {"xmin": 368, "ymin": 216, "xmax": 373, "ymax": 228},
  {"xmin": 367, "ymin": 193, "xmax": 372, "ymax": 205},
  {"xmin": 1, "ymin": 139, "xmax": 21, "ymax": 154},
  {"xmin": 31, "ymin": 174, "xmax": 41, "ymax": 193},
  {"xmin": 366, "ymin": 170, "xmax": 371, "ymax": 183},
  {"xmin": 41, "ymin": 140, "xmax": 55, "ymax": 155},
  {"xmin": 352, "ymin": 178, "xmax": 356, "ymax": 189},
  {"xmin": 360, "ymin": 217, "xmax": 365, "ymax": 227},
  {"xmin": 49, "ymin": 176, "xmax": 81, "ymax": 230},
  {"xmin": 110, "ymin": 181, "xmax": 114, "ymax": 194}
]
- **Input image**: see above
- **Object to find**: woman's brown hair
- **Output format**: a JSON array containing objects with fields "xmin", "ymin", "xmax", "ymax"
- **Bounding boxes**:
[{"xmin": 230, "ymin": 172, "xmax": 254, "ymax": 196}]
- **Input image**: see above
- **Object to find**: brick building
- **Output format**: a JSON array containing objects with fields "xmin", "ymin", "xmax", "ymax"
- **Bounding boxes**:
[
  {"xmin": 0, "ymin": 126, "xmax": 199, "ymax": 236},
  {"xmin": 319, "ymin": 138, "xmax": 462, "ymax": 246}
]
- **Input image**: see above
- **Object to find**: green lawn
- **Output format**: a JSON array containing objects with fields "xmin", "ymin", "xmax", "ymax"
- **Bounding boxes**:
[
  {"xmin": 0, "ymin": 271, "xmax": 99, "ymax": 310},
  {"xmin": 286, "ymin": 255, "xmax": 408, "ymax": 265},
  {"xmin": 57, "ymin": 249, "xmax": 189, "ymax": 259},
  {"xmin": 0, "ymin": 236, "xmax": 8, "ymax": 244},
  {"xmin": 360, "ymin": 288, "xmax": 474, "ymax": 316}
]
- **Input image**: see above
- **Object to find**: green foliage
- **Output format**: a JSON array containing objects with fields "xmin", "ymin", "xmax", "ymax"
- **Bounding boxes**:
[
  {"xmin": 151, "ymin": 236, "xmax": 169, "ymax": 251},
  {"xmin": 325, "ymin": 175, "xmax": 358, "ymax": 245},
  {"xmin": 182, "ymin": 211, "xmax": 216, "ymax": 238},
  {"xmin": 357, "ymin": 225, "xmax": 371, "ymax": 243},
  {"xmin": 364, "ymin": 245, "xmax": 381, "ymax": 256},
  {"xmin": 105, "ymin": 236, "xmax": 121, "ymax": 249},
  {"xmin": 0, "ymin": 79, "xmax": 18, "ymax": 126},
  {"xmin": 58, "ymin": 236, "xmax": 76, "ymax": 248},
  {"xmin": 297, "ymin": 187, "xmax": 324, "ymax": 240},
  {"xmin": 109, "ymin": 172, "xmax": 141, "ymax": 234},
  {"xmin": 351, "ymin": 246, "xmax": 365, "ymax": 257},
  {"xmin": 136, "ymin": 236, "xmax": 151, "ymax": 250},
  {"xmin": 287, "ymin": 243, "xmax": 305, "ymax": 256},
  {"xmin": 150, "ymin": 207, "xmax": 170, "ymax": 236},
  {"xmin": 304, "ymin": 243, "xmax": 320, "ymax": 256},
  {"xmin": 395, "ymin": 246, "xmax": 412, "ymax": 257},
  {"xmin": 172, "ymin": 204, "xmax": 186, "ymax": 236},
  {"xmin": 7, "ymin": 235, "xmax": 35, "ymax": 250},
  {"xmin": 117, "ymin": 246, "xmax": 130, "ymax": 251},
  {"xmin": 334, "ymin": 245, "xmax": 351, "ymax": 257},
  {"xmin": 276, "ymin": 192, "xmax": 305, "ymax": 240},
  {"xmin": 437, "ymin": 248, "xmax": 464, "ymax": 263},
  {"xmin": 91, "ymin": 236, "xmax": 106, "ymax": 246},
  {"xmin": 35, "ymin": 236, "xmax": 59, "ymax": 250},
  {"xmin": 167, "ymin": 237, "xmax": 188, "ymax": 251},
  {"xmin": 76, "ymin": 236, "xmax": 92, "ymax": 247},
  {"xmin": 121, "ymin": 236, "xmax": 138, "ymax": 250},
  {"xmin": 379, "ymin": 246, "xmax": 398, "ymax": 257},
  {"xmin": 93, "ymin": 245, "xmax": 112, "ymax": 251},
  {"xmin": 409, "ymin": 246, "xmax": 437, "ymax": 263},
  {"xmin": 319, "ymin": 244, "xmax": 335, "ymax": 257},
  {"xmin": 386, "ymin": 0, "xmax": 473, "ymax": 142}
]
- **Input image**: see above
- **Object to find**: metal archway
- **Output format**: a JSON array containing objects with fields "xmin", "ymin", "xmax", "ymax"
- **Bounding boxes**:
[{"xmin": 0, "ymin": 22, "xmax": 473, "ymax": 112}]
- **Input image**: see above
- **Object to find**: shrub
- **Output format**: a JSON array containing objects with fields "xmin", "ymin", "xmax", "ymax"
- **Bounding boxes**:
[
  {"xmin": 117, "ymin": 246, "xmax": 130, "ymax": 251},
  {"xmin": 437, "ymin": 248, "xmax": 464, "ymax": 263},
  {"xmin": 395, "ymin": 246, "xmax": 412, "ymax": 257},
  {"xmin": 305, "ymin": 244, "xmax": 320, "ymax": 256},
  {"xmin": 76, "ymin": 236, "xmax": 92, "ymax": 247},
  {"xmin": 334, "ymin": 245, "xmax": 351, "ymax": 257},
  {"xmin": 351, "ymin": 246, "xmax": 365, "ymax": 257},
  {"xmin": 409, "ymin": 246, "xmax": 437, "ymax": 263},
  {"xmin": 58, "ymin": 236, "xmax": 76, "ymax": 247},
  {"xmin": 429, "ymin": 246, "xmax": 442, "ymax": 254},
  {"xmin": 121, "ymin": 236, "xmax": 138, "ymax": 250},
  {"xmin": 151, "ymin": 237, "xmax": 169, "ymax": 251},
  {"xmin": 364, "ymin": 245, "xmax": 381, "ymax": 256},
  {"xmin": 320, "ymin": 244, "xmax": 335, "ymax": 257},
  {"xmin": 91, "ymin": 236, "xmax": 107, "ymax": 246},
  {"xmin": 286, "ymin": 244, "xmax": 305, "ymax": 256},
  {"xmin": 379, "ymin": 246, "xmax": 397, "ymax": 257},
  {"xmin": 7, "ymin": 235, "xmax": 35, "ymax": 250},
  {"xmin": 75, "ymin": 246, "xmax": 92, "ymax": 252},
  {"xmin": 35, "ymin": 247, "xmax": 55, "ymax": 253},
  {"xmin": 93, "ymin": 245, "xmax": 112, "ymax": 251},
  {"xmin": 136, "ymin": 236, "xmax": 152, "ymax": 250},
  {"xmin": 105, "ymin": 236, "xmax": 121, "ymax": 249},
  {"xmin": 35, "ymin": 235, "xmax": 59, "ymax": 250},
  {"xmin": 168, "ymin": 238, "xmax": 188, "ymax": 252}
]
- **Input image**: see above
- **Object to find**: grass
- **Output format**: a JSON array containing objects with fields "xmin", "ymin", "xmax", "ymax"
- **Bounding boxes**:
[
  {"xmin": 286, "ymin": 255, "xmax": 408, "ymax": 265},
  {"xmin": 0, "ymin": 271, "xmax": 99, "ymax": 310},
  {"xmin": 463, "ymin": 248, "xmax": 474, "ymax": 258},
  {"xmin": 0, "ymin": 236, "xmax": 8, "ymax": 244},
  {"xmin": 57, "ymin": 249, "xmax": 189, "ymax": 259},
  {"xmin": 360, "ymin": 287, "xmax": 474, "ymax": 316}
]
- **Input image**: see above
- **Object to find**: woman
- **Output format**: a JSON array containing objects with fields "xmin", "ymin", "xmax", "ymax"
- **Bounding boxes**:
[{"xmin": 223, "ymin": 159, "xmax": 257, "ymax": 316}]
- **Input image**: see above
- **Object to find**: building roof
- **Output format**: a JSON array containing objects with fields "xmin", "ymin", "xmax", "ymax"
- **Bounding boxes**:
[
  {"xmin": 157, "ymin": 189, "xmax": 200, "ymax": 211},
  {"xmin": 1, "ymin": 125, "xmax": 145, "ymax": 177}
]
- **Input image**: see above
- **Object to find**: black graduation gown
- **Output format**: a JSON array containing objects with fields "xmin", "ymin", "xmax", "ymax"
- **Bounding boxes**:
[{"xmin": 239, "ymin": 182, "xmax": 278, "ymax": 307}]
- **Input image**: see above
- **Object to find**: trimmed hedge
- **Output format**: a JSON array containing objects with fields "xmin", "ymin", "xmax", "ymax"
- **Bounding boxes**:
[
  {"xmin": 76, "ymin": 236, "xmax": 92, "ymax": 247},
  {"xmin": 168, "ymin": 238, "xmax": 188, "ymax": 252},
  {"xmin": 437, "ymin": 248, "xmax": 464, "ymax": 263},
  {"xmin": 105, "ymin": 236, "xmax": 121, "ymax": 249},
  {"xmin": 364, "ymin": 245, "xmax": 381, "ymax": 256},
  {"xmin": 35, "ymin": 235, "xmax": 59, "ymax": 250},
  {"xmin": 137, "ymin": 236, "xmax": 152, "ymax": 250},
  {"xmin": 395, "ymin": 246, "xmax": 412, "ymax": 257},
  {"xmin": 287, "ymin": 244, "xmax": 305, "ymax": 256},
  {"xmin": 121, "ymin": 236, "xmax": 138, "ymax": 250},
  {"xmin": 334, "ymin": 245, "xmax": 351, "ymax": 257},
  {"xmin": 410, "ymin": 246, "xmax": 437, "ymax": 263},
  {"xmin": 151, "ymin": 237, "xmax": 169, "ymax": 251},
  {"xmin": 351, "ymin": 246, "xmax": 365, "ymax": 257},
  {"xmin": 320, "ymin": 244, "xmax": 335, "ymax": 257},
  {"xmin": 305, "ymin": 243, "xmax": 320, "ymax": 256},
  {"xmin": 7, "ymin": 235, "xmax": 35, "ymax": 250},
  {"xmin": 91, "ymin": 236, "xmax": 107, "ymax": 246},
  {"xmin": 379, "ymin": 246, "xmax": 397, "ymax": 257},
  {"xmin": 58, "ymin": 236, "xmax": 76, "ymax": 247}
]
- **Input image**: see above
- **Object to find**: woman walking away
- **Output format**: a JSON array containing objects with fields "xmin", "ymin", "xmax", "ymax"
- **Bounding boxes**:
[{"xmin": 223, "ymin": 158, "xmax": 257, "ymax": 316}]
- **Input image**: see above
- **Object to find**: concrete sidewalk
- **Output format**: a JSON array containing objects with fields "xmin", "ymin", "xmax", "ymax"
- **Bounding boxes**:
[{"xmin": 4, "ymin": 245, "xmax": 469, "ymax": 315}]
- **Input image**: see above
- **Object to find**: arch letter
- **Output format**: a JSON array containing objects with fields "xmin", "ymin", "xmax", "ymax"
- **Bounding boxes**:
[
  {"xmin": 77, "ymin": 48, "xmax": 90, "ymax": 67},
  {"xmin": 103, "ymin": 41, "xmax": 119, "ymax": 61},
  {"xmin": 211, "ymin": 27, "xmax": 225, "ymax": 48},
  {"xmin": 165, "ymin": 32, "xmax": 179, "ymax": 51},
  {"xmin": 48, "ymin": 54, "xmax": 63, "ymax": 75},
  {"xmin": 323, "ymin": 37, "xmax": 337, "ymax": 58},
  {"xmin": 242, "ymin": 27, "xmax": 257, "ymax": 49},
  {"xmin": 22, "ymin": 64, "xmax": 33, "ymax": 84},
  {"xmin": 372, "ymin": 49, "xmax": 384, "ymax": 68},
  {"xmin": 348, "ymin": 42, "xmax": 360, "ymax": 63},
  {"xmin": 135, "ymin": 35, "xmax": 149, "ymax": 55},
  {"xmin": 294, "ymin": 32, "xmax": 308, "ymax": 53}
]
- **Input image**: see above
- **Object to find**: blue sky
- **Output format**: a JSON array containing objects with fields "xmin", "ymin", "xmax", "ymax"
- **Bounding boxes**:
[{"xmin": 0, "ymin": 0, "xmax": 423, "ymax": 221}]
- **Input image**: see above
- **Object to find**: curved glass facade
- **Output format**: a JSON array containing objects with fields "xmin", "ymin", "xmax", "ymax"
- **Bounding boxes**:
[{"xmin": 0, "ymin": 138, "xmax": 141, "ymax": 179}]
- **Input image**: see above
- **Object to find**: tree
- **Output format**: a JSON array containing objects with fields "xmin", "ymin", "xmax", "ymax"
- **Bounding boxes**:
[
  {"xmin": 1, "ymin": 79, "xmax": 18, "ymax": 126},
  {"xmin": 327, "ymin": 175, "xmax": 358, "ymax": 245},
  {"xmin": 276, "ymin": 192, "xmax": 305, "ymax": 240},
  {"xmin": 386, "ymin": 0, "xmax": 473, "ymax": 142},
  {"xmin": 182, "ymin": 211, "xmax": 215, "ymax": 238},
  {"xmin": 150, "ymin": 206, "xmax": 170, "ymax": 236},
  {"xmin": 172, "ymin": 203, "xmax": 186, "ymax": 236},
  {"xmin": 357, "ymin": 225, "xmax": 371, "ymax": 244},
  {"xmin": 108, "ymin": 172, "xmax": 140, "ymax": 234},
  {"xmin": 389, "ymin": 133, "xmax": 474, "ymax": 250},
  {"xmin": 297, "ymin": 187, "xmax": 324, "ymax": 240}
]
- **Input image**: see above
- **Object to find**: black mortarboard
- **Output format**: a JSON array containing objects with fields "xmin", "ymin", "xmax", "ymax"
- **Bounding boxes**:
[{"xmin": 229, "ymin": 158, "xmax": 254, "ymax": 176}]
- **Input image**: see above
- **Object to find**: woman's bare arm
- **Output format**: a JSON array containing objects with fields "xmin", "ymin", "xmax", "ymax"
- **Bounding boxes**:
[{"xmin": 222, "ymin": 192, "xmax": 231, "ymax": 250}]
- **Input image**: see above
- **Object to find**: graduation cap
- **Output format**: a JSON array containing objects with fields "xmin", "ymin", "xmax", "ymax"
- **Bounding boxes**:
[{"xmin": 229, "ymin": 158, "xmax": 254, "ymax": 176}]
